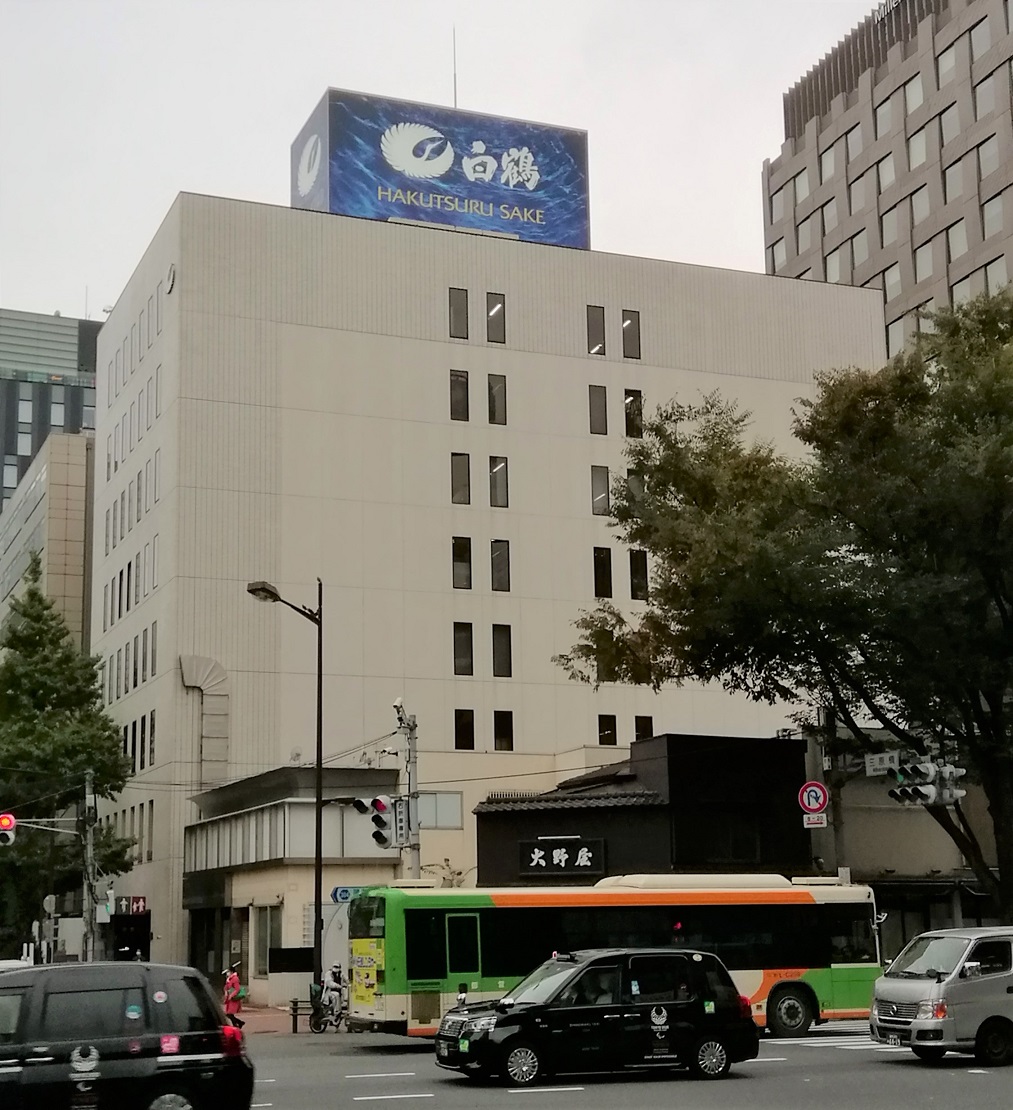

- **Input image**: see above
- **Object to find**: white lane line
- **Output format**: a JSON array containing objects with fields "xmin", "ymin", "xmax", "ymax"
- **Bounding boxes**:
[
  {"xmin": 251, "ymin": 1104, "xmax": 273, "ymax": 1108},
  {"xmin": 746, "ymin": 1057, "xmax": 787, "ymax": 1062},
  {"xmin": 256, "ymin": 1078, "xmax": 277, "ymax": 1082},
  {"xmin": 507, "ymin": 1088, "xmax": 585, "ymax": 1095},
  {"xmin": 352, "ymin": 1096, "xmax": 434, "ymax": 1103},
  {"xmin": 346, "ymin": 1072, "xmax": 417, "ymax": 1079},
  {"xmin": 967, "ymin": 1069, "xmax": 988, "ymax": 1074}
]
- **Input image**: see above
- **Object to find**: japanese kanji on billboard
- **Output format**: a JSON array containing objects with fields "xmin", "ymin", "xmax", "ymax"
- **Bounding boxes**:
[
  {"xmin": 519, "ymin": 838, "xmax": 605, "ymax": 877},
  {"xmin": 291, "ymin": 89, "xmax": 590, "ymax": 250}
]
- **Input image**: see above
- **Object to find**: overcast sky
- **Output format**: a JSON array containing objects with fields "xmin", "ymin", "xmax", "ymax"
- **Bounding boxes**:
[{"xmin": 0, "ymin": 0, "xmax": 877, "ymax": 319}]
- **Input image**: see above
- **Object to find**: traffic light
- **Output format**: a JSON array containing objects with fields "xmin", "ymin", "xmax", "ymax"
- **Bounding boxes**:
[
  {"xmin": 886, "ymin": 762, "xmax": 939, "ymax": 805},
  {"xmin": 353, "ymin": 795, "xmax": 395, "ymax": 848},
  {"xmin": 937, "ymin": 765, "xmax": 968, "ymax": 805},
  {"xmin": 0, "ymin": 813, "xmax": 16, "ymax": 847}
]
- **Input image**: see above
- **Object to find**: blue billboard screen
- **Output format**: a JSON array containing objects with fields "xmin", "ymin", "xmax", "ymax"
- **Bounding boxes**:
[{"xmin": 291, "ymin": 90, "xmax": 590, "ymax": 250}]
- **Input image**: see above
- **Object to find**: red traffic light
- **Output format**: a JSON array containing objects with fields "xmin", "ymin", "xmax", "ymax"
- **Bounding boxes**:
[
  {"xmin": 372, "ymin": 796, "xmax": 390, "ymax": 814},
  {"xmin": 0, "ymin": 814, "xmax": 15, "ymax": 831}
]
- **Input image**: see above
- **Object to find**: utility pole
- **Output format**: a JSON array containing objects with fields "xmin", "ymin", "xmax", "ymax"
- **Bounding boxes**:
[
  {"xmin": 406, "ymin": 714, "xmax": 420, "ymax": 880},
  {"xmin": 83, "ymin": 770, "xmax": 96, "ymax": 962}
]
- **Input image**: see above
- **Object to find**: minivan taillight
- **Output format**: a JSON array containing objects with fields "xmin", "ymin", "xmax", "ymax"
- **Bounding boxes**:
[
  {"xmin": 739, "ymin": 995, "xmax": 753, "ymax": 1020},
  {"xmin": 221, "ymin": 1024, "xmax": 245, "ymax": 1056}
]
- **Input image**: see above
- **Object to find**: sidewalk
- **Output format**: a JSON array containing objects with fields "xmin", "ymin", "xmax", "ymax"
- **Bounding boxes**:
[{"xmin": 235, "ymin": 1005, "xmax": 300, "ymax": 1036}]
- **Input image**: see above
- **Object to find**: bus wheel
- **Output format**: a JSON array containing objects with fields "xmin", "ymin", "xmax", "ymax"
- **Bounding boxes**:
[
  {"xmin": 503, "ymin": 1041, "xmax": 543, "ymax": 1086},
  {"xmin": 767, "ymin": 987, "xmax": 813, "ymax": 1037}
]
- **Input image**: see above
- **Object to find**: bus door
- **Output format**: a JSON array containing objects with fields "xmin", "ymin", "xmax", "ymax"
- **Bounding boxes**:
[{"xmin": 446, "ymin": 913, "xmax": 481, "ymax": 994}]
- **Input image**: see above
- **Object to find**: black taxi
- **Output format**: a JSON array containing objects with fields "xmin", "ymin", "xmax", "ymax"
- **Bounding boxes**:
[{"xmin": 434, "ymin": 947, "xmax": 758, "ymax": 1086}]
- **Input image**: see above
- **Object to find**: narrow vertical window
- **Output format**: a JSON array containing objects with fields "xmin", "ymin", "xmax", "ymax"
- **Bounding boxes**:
[
  {"xmin": 149, "ymin": 709, "xmax": 156, "ymax": 765},
  {"xmin": 451, "ymin": 453, "xmax": 471, "ymax": 504},
  {"xmin": 103, "ymin": 585, "xmax": 109, "ymax": 632},
  {"xmin": 454, "ymin": 709, "xmax": 475, "ymax": 750},
  {"xmin": 132, "ymin": 635, "xmax": 139, "ymax": 687},
  {"xmin": 630, "ymin": 550, "xmax": 649, "ymax": 600},
  {"xmin": 494, "ymin": 710, "xmax": 514, "ymax": 752},
  {"xmin": 452, "ymin": 537, "xmax": 472, "ymax": 589},
  {"xmin": 151, "ymin": 621, "xmax": 158, "ymax": 674},
  {"xmin": 487, "ymin": 374, "xmax": 507, "ymax": 425},
  {"xmin": 145, "ymin": 460, "xmax": 151, "ymax": 510},
  {"xmin": 128, "ymin": 482, "xmax": 134, "ymax": 532},
  {"xmin": 591, "ymin": 465, "xmax": 610, "ymax": 515},
  {"xmin": 486, "ymin": 292, "xmax": 505, "ymax": 343},
  {"xmin": 490, "ymin": 540, "xmax": 511, "ymax": 592},
  {"xmin": 449, "ymin": 287, "xmax": 469, "ymax": 339},
  {"xmin": 622, "ymin": 310, "xmax": 641, "ymax": 359},
  {"xmin": 140, "ymin": 714, "xmax": 147, "ymax": 767},
  {"xmin": 116, "ymin": 650, "xmax": 122, "ymax": 699},
  {"xmin": 489, "ymin": 456, "xmax": 509, "ymax": 508},
  {"xmin": 126, "ymin": 564, "xmax": 132, "ymax": 612},
  {"xmin": 587, "ymin": 305, "xmax": 605, "ymax": 355},
  {"xmin": 154, "ymin": 450, "xmax": 161, "ymax": 502},
  {"xmin": 106, "ymin": 436, "xmax": 112, "ymax": 481},
  {"xmin": 136, "ymin": 472, "xmax": 142, "ymax": 522},
  {"xmin": 635, "ymin": 715, "xmax": 654, "ymax": 741},
  {"xmin": 118, "ymin": 570, "xmax": 124, "ymax": 618},
  {"xmin": 156, "ymin": 281, "xmax": 163, "ymax": 332},
  {"xmin": 450, "ymin": 370, "xmax": 469, "ymax": 421},
  {"xmin": 143, "ymin": 543, "xmax": 150, "ymax": 595},
  {"xmin": 105, "ymin": 510, "xmax": 111, "ymax": 556},
  {"xmin": 147, "ymin": 798, "xmax": 154, "ymax": 858},
  {"xmin": 593, "ymin": 547, "xmax": 613, "ymax": 598},
  {"xmin": 142, "ymin": 627, "xmax": 148, "ymax": 681},
  {"xmin": 152, "ymin": 535, "xmax": 159, "ymax": 588},
  {"xmin": 492, "ymin": 624, "xmax": 512, "ymax": 677},
  {"xmin": 155, "ymin": 365, "xmax": 162, "ymax": 416},
  {"xmin": 120, "ymin": 492, "xmax": 126, "ymax": 538},
  {"xmin": 598, "ymin": 714, "xmax": 617, "ymax": 746},
  {"xmin": 588, "ymin": 385, "xmax": 608, "ymax": 434},
  {"xmin": 624, "ymin": 389, "xmax": 643, "ymax": 438},
  {"xmin": 454, "ymin": 622, "xmax": 474, "ymax": 675}
]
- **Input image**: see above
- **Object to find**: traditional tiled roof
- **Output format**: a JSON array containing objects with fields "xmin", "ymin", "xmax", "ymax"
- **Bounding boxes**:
[{"xmin": 474, "ymin": 789, "xmax": 664, "ymax": 813}]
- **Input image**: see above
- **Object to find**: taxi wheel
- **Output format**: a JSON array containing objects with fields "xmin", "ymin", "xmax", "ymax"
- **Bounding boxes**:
[
  {"xmin": 502, "ymin": 1040, "xmax": 543, "ymax": 1086},
  {"xmin": 689, "ymin": 1036, "xmax": 730, "ymax": 1080},
  {"xmin": 147, "ymin": 1089, "xmax": 200, "ymax": 1110},
  {"xmin": 975, "ymin": 1018, "xmax": 1013, "ymax": 1066},
  {"xmin": 766, "ymin": 988, "xmax": 813, "ymax": 1037}
]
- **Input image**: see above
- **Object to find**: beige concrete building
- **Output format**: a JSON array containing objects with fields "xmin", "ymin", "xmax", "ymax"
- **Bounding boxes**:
[
  {"xmin": 91, "ymin": 192, "xmax": 886, "ymax": 966},
  {"xmin": 0, "ymin": 431, "xmax": 93, "ymax": 648}
]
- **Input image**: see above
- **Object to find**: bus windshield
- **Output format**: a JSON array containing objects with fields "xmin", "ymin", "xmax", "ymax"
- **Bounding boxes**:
[
  {"xmin": 349, "ymin": 895, "xmax": 385, "ymax": 939},
  {"xmin": 504, "ymin": 958, "xmax": 580, "ymax": 1005}
]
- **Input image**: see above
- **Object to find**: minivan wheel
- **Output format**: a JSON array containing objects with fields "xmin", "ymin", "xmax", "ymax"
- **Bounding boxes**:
[
  {"xmin": 689, "ymin": 1036, "xmax": 730, "ymax": 1079},
  {"xmin": 147, "ymin": 1090, "xmax": 199, "ymax": 1110},
  {"xmin": 911, "ymin": 1046, "xmax": 946, "ymax": 1063},
  {"xmin": 766, "ymin": 988, "xmax": 813, "ymax": 1037},
  {"xmin": 503, "ymin": 1041, "xmax": 543, "ymax": 1086},
  {"xmin": 975, "ymin": 1019, "xmax": 1013, "ymax": 1067}
]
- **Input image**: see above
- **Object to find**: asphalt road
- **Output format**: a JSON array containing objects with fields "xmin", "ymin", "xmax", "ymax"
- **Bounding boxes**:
[{"xmin": 245, "ymin": 1022, "xmax": 1011, "ymax": 1110}]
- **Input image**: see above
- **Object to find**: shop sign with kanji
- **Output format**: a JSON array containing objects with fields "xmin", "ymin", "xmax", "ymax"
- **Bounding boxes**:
[{"xmin": 519, "ymin": 838, "xmax": 605, "ymax": 877}]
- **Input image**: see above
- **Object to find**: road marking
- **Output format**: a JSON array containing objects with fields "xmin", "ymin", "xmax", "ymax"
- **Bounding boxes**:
[
  {"xmin": 352, "ymin": 1096, "xmax": 434, "ymax": 1102},
  {"xmin": 251, "ymin": 1104, "xmax": 273, "ymax": 1108},
  {"xmin": 346, "ymin": 1072, "xmax": 417, "ymax": 1079},
  {"xmin": 256, "ymin": 1078, "xmax": 277, "ymax": 1082},
  {"xmin": 967, "ymin": 1069, "xmax": 988, "ymax": 1074},
  {"xmin": 507, "ymin": 1088, "xmax": 585, "ymax": 1095},
  {"xmin": 746, "ymin": 1057, "xmax": 787, "ymax": 1062}
]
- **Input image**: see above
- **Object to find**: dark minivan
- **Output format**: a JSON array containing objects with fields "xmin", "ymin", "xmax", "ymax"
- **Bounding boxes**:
[
  {"xmin": 435, "ymin": 947, "xmax": 758, "ymax": 1086},
  {"xmin": 0, "ymin": 961, "xmax": 254, "ymax": 1109}
]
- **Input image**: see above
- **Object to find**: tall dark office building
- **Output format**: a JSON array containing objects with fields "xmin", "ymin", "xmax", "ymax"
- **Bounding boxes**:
[
  {"xmin": 0, "ymin": 308, "xmax": 98, "ymax": 507},
  {"xmin": 763, "ymin": 0, "xmax": 1013, "ymax": 356}
]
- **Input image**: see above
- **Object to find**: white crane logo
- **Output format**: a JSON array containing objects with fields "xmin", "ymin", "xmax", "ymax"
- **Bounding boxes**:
[
  {"xmin": 380, "ymin": 123, "xmax": 455, "ymax": 179},
  {"xmin": 297, "ymin": 134, "xmax": 323, "ymax": 197}
]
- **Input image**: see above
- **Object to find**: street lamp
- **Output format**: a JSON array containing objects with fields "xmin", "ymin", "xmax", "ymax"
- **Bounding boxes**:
[{"xmin": 247, "ymin": 578, "xmax": 324, "ymax": 991}]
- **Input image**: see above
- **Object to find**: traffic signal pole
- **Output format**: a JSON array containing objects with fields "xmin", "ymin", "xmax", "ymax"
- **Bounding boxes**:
[{"xmin": 406, "ymin": 714, "xmax": 420, "ymax": 880}]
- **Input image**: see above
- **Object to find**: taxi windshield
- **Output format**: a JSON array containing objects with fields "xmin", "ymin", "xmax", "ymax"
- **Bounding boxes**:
[
  {"xmin": 887, "ymin": 935, "xmax": 969, "ymax": 979},
  {"xmin": 504, "ymin": 959, "xmax": 580, "ymax": 1005}
]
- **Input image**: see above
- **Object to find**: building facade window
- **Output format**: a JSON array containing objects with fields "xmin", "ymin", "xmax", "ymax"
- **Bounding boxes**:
[
  {"xmin": 884, "ymin": 263, "xmax": 902, "ymax": 301},
  {"xmin": 825, "ymin": 247, "xmax": 842, "ymax": 284},
  {"xmin": 591, "ymin": 465, "xmax": 610, "ymax": 515},
  {"xmin": 450, "ymin": 370, "xmax": 469, "ymax": 420},
  {"xmin": 986, "ymin": 256, "xmax": 1008, "ymax": 291},
  {"xmin": 911, "ymin": 185, "xmax": 930, "ymax": 225},
  {"xmin": 598, "ymin": 714, "xmax": 617, "ymax": 746},
  {"xmin": 908, "ymin": 129, "xmax": 927, "ymax": 170},
  {"xmin": 453, "ymin": 622, "xmax": 474, "ymax": 676},
  {"xmin": 491, "ymin": 539, "xmax": 510, "ymax": 591},
  {"xmin": 852, "ymin": 229, "xmax": 869, "ymax": 267},
  {"xmin": 589, "ymin": 385, "xmax": 608, "ymax": 434},
  {"xmin": 983, "ymin": 194, "xmax": 1003, "ymax": 238},
  {"xmin": 904, "ymin": 74, "xmax": 924, "ymax": 115},
  {"xmin": 794, "ymin": 167, "xmax": 810, "ymax": 202},
  {"xmin": 486, "ymin": 293, "xmax": 505, "ymax": 343},
  {"xmin": 770, "ymin": 186, "xmax": 784, "ymax": 223},
  {"xmin": 454, "ymin": 709, "xmax": 475, "ymax": 750},
  {"xmin": 489, "ymin": 456, "xmax": 508, "ymax": 507},
  {"xmin": 822, "ymin": 197, "xmax": 838, "ymax": 233},
  {"xmin": 975, "ymin": 73, "xmax": 996, "ymax": 120},
  {"xmin": 886, "ymin": 318, "xmax": 904, "ymax": 359},
  {"xmin": 771, "ymin": 238, "xmax": 787, "ymax": 272},
  {"xmin": 492, "ymin": 624, "xmax": 512, "ymax": 677},
  {"xmin": 624, "ymin": 389, "xmax": 643, "ymax": 438},
  {"xmin": 875, "ymin": 98, "xmax": 892, "ymax": 139},
  {"xmin": 452, "ymin": 537, "xmax": 472, "ymax": 589},
  {"xmin": 493, "ymin": 710, "xmax": 514, "ymax": 752},
  {"xmin": 914, "ymin": 241, "xmax": 933, "ymax": 283},
  {"xmin": 593, "ymin": 546, "xmax": 612, "ymax": 598},
  {"xmin": 487, "ymin": 374, "xmax": 507, "ymax": 424},
  {"xmin": 587, "ymin": 305, "xmax": 605, "ymax": 355},
  {"xmin": 451, "ymin": 453, "xmax": 471, "ymax": 504},
  {"xmin": 940, "ymin": 103, "xmax": 959, "ymax": 146},
  {"xmin": 882, "ymin": 206, "xmax": 899, "ymax": 247},
  {"xmin": 947, "ymin": 220, "xmax": 968, "ymax": 261},
  {"xmin": 937, "ymin": 43, "xmax": 956, "ymax": 85},
  {"xmin": 449, "ymin": 287, "xmax": 468, "ymax": 339},
  {"xmin": 797, "ymin": 214, "xmax": 814, "ymax": 253},
  {"xmin": 979, "ymin": 136, "xmax": 1000, "ymax": 179},
  {"xmin": 849, "ymin": 173, "xmax": 866, "ymax": 215},
  {"xmin": 635, "ymin": 715, "xmax": 654, "ymax": 742},
  {"xmin": 820, "ymin": 145, "xmax": 835, "ymax": 183},
  {"xmin": 621, "ymin": 310, "xmax": 641, "ymax": 359},
  {"xmin": 878, "ymin": 153, "xmax": 896, "ymax": 192},
  {"xmin": 944, "ymin": 161, "xmax": 963, "ymax": 204},
  {"xmin": 952, "ymin": 276, "xmax": 973, "ymax": 305},
  {"xmin": 630, "ymin": 550, "xmax": 649, "ymax": 600},
  {"xmin": 845, "ymin": 124, "xmax": 862, "ymax": 161},
  {"xmin": 970, "ymin": 18, "xmax": 991, "ymax": 61}
]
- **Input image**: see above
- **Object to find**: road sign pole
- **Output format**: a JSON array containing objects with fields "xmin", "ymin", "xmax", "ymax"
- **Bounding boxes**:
[{"xmin": 83, "ymin": 769, "xmax": 95, "ymax": 963}]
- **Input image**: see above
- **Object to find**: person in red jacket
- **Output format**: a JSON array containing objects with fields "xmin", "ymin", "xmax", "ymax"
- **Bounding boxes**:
[{"xmin": 223, "ymin": 964, "xmax": 245, "ymax": 1028}]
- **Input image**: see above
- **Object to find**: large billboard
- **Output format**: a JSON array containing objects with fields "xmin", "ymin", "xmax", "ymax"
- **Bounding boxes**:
[{"xmin": 290, "ymin": 89, "xmax": 590, "ymax": 250}]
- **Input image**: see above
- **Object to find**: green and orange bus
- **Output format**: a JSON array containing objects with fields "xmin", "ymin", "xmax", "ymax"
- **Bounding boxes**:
[{"xmin": 347, "ymin": 873, "xmax": 881, "ymax": 1037}]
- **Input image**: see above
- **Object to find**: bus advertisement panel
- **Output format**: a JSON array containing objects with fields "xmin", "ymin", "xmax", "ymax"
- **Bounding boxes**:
[{"xmin": 347, "ymin": 875, "xmax": 881, "ymax": 1038}]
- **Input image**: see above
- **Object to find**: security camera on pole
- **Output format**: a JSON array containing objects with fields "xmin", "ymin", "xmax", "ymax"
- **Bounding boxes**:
[{"xmin": 392, "ymin": 698, "xmax": 421, "ymax": 880}]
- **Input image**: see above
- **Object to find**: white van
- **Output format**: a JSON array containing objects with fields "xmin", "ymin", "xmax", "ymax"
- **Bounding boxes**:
[{"xmin": 871, "ymin": 926, "xmax": 1013, "ymax": 1065}]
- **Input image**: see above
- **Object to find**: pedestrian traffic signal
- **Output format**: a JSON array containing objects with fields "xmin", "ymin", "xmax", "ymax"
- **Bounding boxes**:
[
  {"xmin": 937, "ymin": 765, "xmax": 968, "ymax": 805},
  {"xmin": 0, "ymin": 813, "xmax": 16, "ymax": 847},
  {"xmin": 352, "ymin": 795, "xmax": 396, "ymax": 848},
  {"xmin": 886, "ymin": 762, "xmax": 939, "ymax": 805}
]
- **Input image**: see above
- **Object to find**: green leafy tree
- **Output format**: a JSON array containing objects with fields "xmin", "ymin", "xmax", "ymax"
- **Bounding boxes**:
[
  {"xmin": 556, "ymin": 290, "xmax": 1013, "ymax": 920},
  {"xmin": 0, "ymin": 552, "xmax": 133, "ymax": 956}
]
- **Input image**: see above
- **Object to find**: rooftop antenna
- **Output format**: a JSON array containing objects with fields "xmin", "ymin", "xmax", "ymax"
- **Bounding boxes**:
[{"xmin": 453, "ymin": 26, "xmax": 458, "ymax": 108}]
